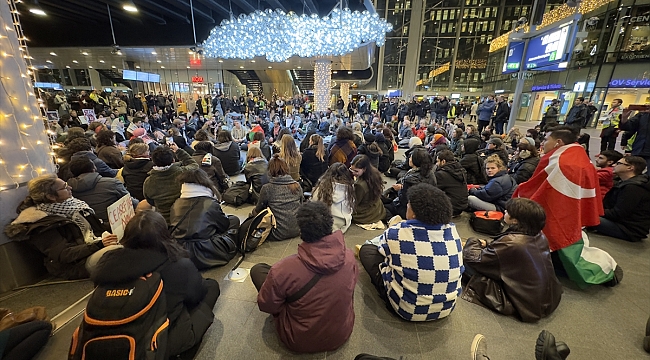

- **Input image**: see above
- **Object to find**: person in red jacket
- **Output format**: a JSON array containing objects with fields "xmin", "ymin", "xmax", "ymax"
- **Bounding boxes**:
[
  {"xmin": 250, "ymin": 201, "xmax": 358, "ymax": 353},
  {"xmin": 594, "ymin": 150, "xmax": 623, "ymax": 200}
]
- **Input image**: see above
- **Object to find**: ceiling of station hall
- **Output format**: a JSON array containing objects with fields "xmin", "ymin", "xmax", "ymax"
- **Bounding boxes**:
[{"xmin": 16, "ymin": 0, "xmax": 370, "ymax": 47}]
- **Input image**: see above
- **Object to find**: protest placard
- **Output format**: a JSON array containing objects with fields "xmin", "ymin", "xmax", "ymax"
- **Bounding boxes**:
[
  {"xmin": 106, "ymin": 194, "xmax": 135, "ymax": 240},
  {"xmin": 82, "ymin": 109, "xmax": 97, "ymax": 122}
]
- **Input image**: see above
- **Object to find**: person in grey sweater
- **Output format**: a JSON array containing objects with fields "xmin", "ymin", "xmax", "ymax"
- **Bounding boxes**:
[{"xmin": 251, "ymin": 155, "xmax": 303, "ymax": 241}]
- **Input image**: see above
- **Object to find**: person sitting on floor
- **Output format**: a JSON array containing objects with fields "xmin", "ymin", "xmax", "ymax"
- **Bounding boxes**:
[
  {"xmin": 92, "ymin": 210, "xmax": 220, "ymax": 358},
  {"xmin": 250, "ymin": 201, "xmax": 358, "ymax": 353},
  {"xmin": 594, "ymin": 150, "xmax": 623, "ymax": 200},
  {"xmin": 312, "ymin": 163, "xmax": 355, "ymax": 233},
  {"xmin": 4, "ymin": 175, "xmax": 119, "ymax": 279},
  {"xmin": 141, "ymin": 144, "xmax": 199, "ymax": 224},
  {"xmin": 349, "ymin": 155, "xmax": 386, "ymax": 228},
  {"xmin": 67, "ymin": 156, "xmax": 137, "ymax": 225},
  {"xmin": 589, "ymin": 156, "xmax": 650, "ymax": 242},
  {"xmin": 462, "ymin": 198, "xmax": 563, "ymax": 322},
  {"xmin": 434, "ymin": 150, "xmax": 468, "ymax": 216},
  {"xmin": 358, "ymin": 183, "xmax": 463, "ymax": 321},
  {"xmin": 251, "ymin": 155, "xmax": 303, "ymax": 241},
  {"xmin": 121, "ymin": 142, "xmax": 154, "ymax": 201},
  {"xmin": 468, "ymin": 155, "xmax": 517, "ymax": 212},
  {"xmin": 244, "ymin": 146, "xmax": 269, "ymax": 204},
  {"xmin": 507, "ymin": 142, "xmax": 540, "ymax": 184},
  {"xmin": 460, "ymin": 138, "xmax": 487, "ymax": 185},
  {"xmin": 300, "ymin": 134, "xmax": 328, "ymax": 188},
  {"xmin": 328, "ymin": 127, "xmax": 358, "ymax": 167},
  {"xmin": 170, "ymin": 169, "xmax": 241, "ymax": 270},
  {"xmin": 192, "ymin": 141, "xmax": 230, "ymax": 198},
  {"xmin": 384, "ymin": 147, "xmax": 436, "ymax": 221},
  {"xmin": 214, "ymin": 130, "xmax": 243, "ymax": 176}
]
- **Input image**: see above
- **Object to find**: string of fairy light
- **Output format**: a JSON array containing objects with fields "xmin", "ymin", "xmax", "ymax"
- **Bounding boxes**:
[
  {"xmin": 314, "ymin": 60, "xmax": 332, "ymax": 112},
  {"xmin": 0, "ymin": 0, "xmax": 56, "ymax": 191}
]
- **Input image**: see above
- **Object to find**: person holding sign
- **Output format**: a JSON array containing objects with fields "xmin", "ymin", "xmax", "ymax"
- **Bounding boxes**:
[{"xmin": 4, "ymin": 175, "xmax": 120, "ymax": 279}]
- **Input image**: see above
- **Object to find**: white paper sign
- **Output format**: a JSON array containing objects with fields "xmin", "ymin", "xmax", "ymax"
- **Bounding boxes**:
[
  {"xmin": 82, "ymin": 109, "xmax": 97, "ymax": 122},
  {"xmin": 106, "ymin": 194, "xmax": 135, "ymax": 240}
]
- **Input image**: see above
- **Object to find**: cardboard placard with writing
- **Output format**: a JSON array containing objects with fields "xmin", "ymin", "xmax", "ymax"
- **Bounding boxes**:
[
  {"xmin": 107, "ymin": 194, "xmax": 135, "ymax": 240},
  {"xmin": 82, "ymin": 109, "xmax": 97, "ymax": 123}
]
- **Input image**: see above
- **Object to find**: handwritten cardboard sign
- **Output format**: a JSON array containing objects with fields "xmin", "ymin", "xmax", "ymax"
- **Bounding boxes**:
[
  {"xmin": 82, "ymin": 109, "xmax": 97, "ymax": 123},
  {"xmin": 107, "ymin": 194, "xmax": 135, "ymax": 240}
]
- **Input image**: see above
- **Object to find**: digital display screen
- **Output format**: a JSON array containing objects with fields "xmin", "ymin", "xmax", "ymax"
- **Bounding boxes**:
[
  {"xmin": 122, "ymin": 70, "xmax": 137, "ymax": 80},
  {"xmin": 524, "ymin": 24, "xmax": 571, "ymax": 70},
  {"xmin": 148, "ymin": 73, "xmax": 160, "ymax": 83},
  {"xmin": 136, "ymin": 72, "xmax": 149, "ymax": 81},
  {"xmin": 502, "ymin": 41, "xmax": 525, "ymax": 74},
  {"xmin": 450, "ymin": 93, "xmax": 461, "ymax": 99}
]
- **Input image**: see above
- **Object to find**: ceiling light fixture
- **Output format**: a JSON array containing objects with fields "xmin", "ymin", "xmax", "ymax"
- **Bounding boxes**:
[
  {"xmin": 65, "ymin": 65, "xmax": 70, "ymax": 68},
  {"xmin": 202, "ymin": 8, "xmax": 392, "ymax": 62},
  {"xmin": 218, "ymin": 59, "xmax": 223, "ymax": 63},
  {"xmin": 49, "ymin": 52, "xmax": 57, "ymax": 56},
  {"xmin": 268, "ymin": 66, "xmax": 272, "ymax": 68},
  {"xmin": 188, "ymin": 50, "xmax": 194, "ymax": 54},
  {"xmin": 347, "ymin": 71, "xmax": 352, "ymax": 74},
  {"xmin": 82, "ymin": 51, "xmax": 89, "ymax": 56},
  {"xmin": 111, "ymin": 65, "xmax": 116, "ymax": 68},
  {"xmin": 297, "ymin": 66, "xmax": 301, "ymax": 69},
  {"xmin": 99, "ymin": 60, "xmax": 105, "ymax": 63},
  {"xmin": 122, "ymin": 1, "xmax": 138, "ymax": 12},
  {"xmin": 29, "ymin": 1, "xmax": 46, "ymax": 16},
  {"xmin": 135, "ymin": 65, "xmax": 140, "ymax": 68},
  {"xmin": 72, "ymin": 60, "xmax": 78, "ymax": 63},
  {"xmin": 88, "ymin": 66, "xmax": 93, "ymax": 68},
  {"xmin": 239, "ymin": 66, "xmax": 244, "ymax": 69},
  {"xmin": 151, "ymin": 51, "xmax": 157, "ymax": 55},
  {"xmin": 187, "ymin": 66, "xmax": 190, "ymax": 68},
  {"xmin": 160, "ymin": 66, "xmax": 165, "ymax": 68},
  {"xmin": 156, "ymin": 60, "xmax": 161, "ymax": 63},
  {"xmin": 251, "ymin": 60, "xmax": 255, "ymax": 63},
  {"xmin": 333, "ymin": 71, "xmax": 338, "ymax": 74},
  {"xmin": 45, "ymin": 60, "xmax": 52, "ymax": 63}
]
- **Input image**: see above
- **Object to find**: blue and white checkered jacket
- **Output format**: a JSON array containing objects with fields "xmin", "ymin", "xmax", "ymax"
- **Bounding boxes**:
[{"xmin": 378, "ymin": 219, "xmax": 464, "ymax": 321}]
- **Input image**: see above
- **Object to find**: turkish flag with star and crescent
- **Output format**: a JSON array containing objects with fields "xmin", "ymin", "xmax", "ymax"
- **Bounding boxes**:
[{"xmin": 513, "ymin": 143, "xmax": 603, "ymax": 251}]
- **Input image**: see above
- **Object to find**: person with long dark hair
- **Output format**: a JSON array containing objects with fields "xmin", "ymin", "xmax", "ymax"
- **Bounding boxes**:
[
  {"xmin": 91, "ymin": 210, "xmax": 220, "ymax": 358},
  {"xmin": 300, "ymin": 134, "xmax": 328, "ymax": 186},
  {"xmin": 95, "ymin": 130, "xmax": 124, "ymax": 169},
  {"xmin": 252, "ymin": 155, "xmax": 303, "ymax": 241},
  {"xmin": 170, "ymin": 169, "xmax": 240, "ymax": 270},
  {"xmin": 279, "ymin": 134, "xmax": 302, "ymax": 181},
  {"xmin": 462, "ymin": 198, "xmax": 562, "ymax": 322},
  {"xmin": 349, "ymin": 155, "xmax": 385, "ymax": 227},
  {"xmin": 329, "ymin": 127, "xmax": 358, "ymax": 167},
  {"xmin": 244, "ymin": 146, "xmax": 269, "ymax": 203},
  {"xmin": 384, "ymin": 147, "xmax": 437, "ymax": 220},
  {"xmin": 214, "ymin": 130, "xmax": 242, "ymax": 176},
  {"xmin": 312, "ymin": 163, "xmax": 355, "ymax": 233}
]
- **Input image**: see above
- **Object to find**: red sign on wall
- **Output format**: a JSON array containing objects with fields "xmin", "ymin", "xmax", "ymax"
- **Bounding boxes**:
[
  {"xmin": 191, "ymin": 76, "xmax": 204, "ymax": 83},
  {"xmin": 189, "ymin": 58, "xmax": 202, "ymax": 66}
]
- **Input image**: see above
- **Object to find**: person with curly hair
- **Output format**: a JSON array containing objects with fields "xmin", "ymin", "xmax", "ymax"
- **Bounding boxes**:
[
  {"xmin": 359, "ymin": 183, "xmax": 463, "ymax": 321},
  {"xmin": 312, "ymin": 163, "xmax": 355, "ymax": 233},
  {"xmin": 250, "ymin": 201, "xmax": 358, "ymax": 353}
]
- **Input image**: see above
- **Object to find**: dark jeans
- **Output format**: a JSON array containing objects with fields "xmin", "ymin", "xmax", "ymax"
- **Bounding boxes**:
[
  {"xmin": 590, "ymin": 217, "xmax": 634, "ymax": 242},
  {"xmin": 0, "ymin": 321, "xmax": 52, "ymax": 360},
  {"xmin": 600, "ymin": 135, "xmax": 618, "ymax": 152},
  {"xmin": 494, "ymin": 121, "xmax": 505, "ymax": 135},
  {"xmin": 358, "ymin": 244, "xmax": 394, "ymax": 313},
  {"xmin": 477, "ymin": 120, "xmax": 490, "ymax": 133},
  {"xmin": 251, "ymin": 263, "xmax": 272, "ymax": 292}
]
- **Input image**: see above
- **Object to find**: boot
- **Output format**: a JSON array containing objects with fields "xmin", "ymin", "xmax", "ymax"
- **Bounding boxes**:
[
  {"xmin": 0, "ymin": 308, "xmax": 10, "ymax": 321},
  {"xmin": 535, "ymin": 330, "xmax": 570, "ymax": 360}
]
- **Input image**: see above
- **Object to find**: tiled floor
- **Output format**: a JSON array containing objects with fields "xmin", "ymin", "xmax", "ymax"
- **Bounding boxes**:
[{"xmin": 9, "ymin": 121, "xmax": 650, "ymax": 360}]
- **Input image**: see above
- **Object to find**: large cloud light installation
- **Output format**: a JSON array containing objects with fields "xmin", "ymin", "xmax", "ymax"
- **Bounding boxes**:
[{"xmin": 202, "ymin": 8, "xmax": 393, "ymax": 62}]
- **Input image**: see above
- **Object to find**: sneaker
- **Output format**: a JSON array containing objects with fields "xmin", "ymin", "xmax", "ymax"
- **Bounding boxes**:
[
  {"xmin": 535, "ymin": 330, "xmax": 570, "ymax": 360},
  {"xmin": 355, "ymin": 244, "xmax": 362, "ymax": 258},
  {"xmin": 471, "ymin": 334, "xmax": 489, "ymax": 360}
]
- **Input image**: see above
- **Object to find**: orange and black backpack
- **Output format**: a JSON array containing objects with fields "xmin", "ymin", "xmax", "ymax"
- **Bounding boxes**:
[{"xmin": 69, "ymin": 271, "xmax": 169, "ymax": 360}]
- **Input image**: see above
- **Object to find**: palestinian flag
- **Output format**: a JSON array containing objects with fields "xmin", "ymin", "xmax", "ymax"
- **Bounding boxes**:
[{"xmin": 514, "ymin": 143, "xmax": 617, "ymax": 287}]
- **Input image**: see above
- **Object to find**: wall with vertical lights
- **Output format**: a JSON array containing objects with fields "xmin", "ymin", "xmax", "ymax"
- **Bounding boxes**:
[
  {"xmin": 0, "ymin": 0, "xmax": 56, "ymax": 247},
  {"xmin": 313, "ymin": 59, "xmax": 332, "ymax": 113}
]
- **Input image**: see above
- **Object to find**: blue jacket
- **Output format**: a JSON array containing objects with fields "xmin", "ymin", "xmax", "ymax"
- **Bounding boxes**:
[
  {"xmin": 477, "ymin": 100, "xmax": 496, "ymax": 121},
  {"xmin": 469, "ymin": 170, "xmax": 517, "ymax": 211}
]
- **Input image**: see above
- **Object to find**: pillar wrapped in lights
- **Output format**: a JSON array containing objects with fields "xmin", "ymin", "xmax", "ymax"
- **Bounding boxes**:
[
  {"xmin": 340, "ymin": 82, "xmax": 350, "ymax": 111},
  {"xmin": 0, "ymin": 1, "xmax": 55, "ymax": 198},
  {"xmin": 314, "ymin": 60, "xmax": 332, "ymax": 112}
]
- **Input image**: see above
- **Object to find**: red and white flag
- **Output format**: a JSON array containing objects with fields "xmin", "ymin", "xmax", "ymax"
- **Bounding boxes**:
[{"xmin": 513, "ymin": 143, "xmax": 603, "ymax": 251}]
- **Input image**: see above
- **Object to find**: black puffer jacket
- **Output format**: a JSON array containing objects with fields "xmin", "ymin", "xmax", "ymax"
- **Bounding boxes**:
[
  {"xmin": 214, "ymin": 141, "xmax": 241, "ymax": 176},
  {"xmin": 376, "ymin": 135, "xmax": 394, "ymax": 173},
  {"xmin": 460, "ymin": 138, "xmax": 487, "ymax": 185},
  {"xmin": 602, "ymin": 174, "xmax": 650, "ymax": 241},
  {"xmin": 508, "ymin": 156, "xmax": 540, "ymax": 184},
  {"xmin": 91, "ymin": 248, "xmax": 213, "ymax": 358},
  {"xmin": 435, "ymin": 161, "xmax": 468, "ymax": 215},
  {"xmin": 4, "ymin": 207, "xmax": 104, "ymax": 279},
  {"xmin": 393, "ymin": 168, "xmax": 437, "ymax": 219},
  {"xmin": 170, "ymin": 197, "xmax": 237, "ymax": 269},
  {"xmin": 469, "ymin": 170, "xmax": 518, "ymax": 211},
  {"xmin": 244, "ymin": 157, "xmax": 269, "ymax": 203},
  {"xmin": 300, "ymin": 145, "xmax": 329, "ymax": 186},
  {"xmin": 122, "ymin": 157, "xmax": 153, "ymax": 201},
  {"xmin": 68, "ymin": 172, "xmax": 131, "ymax": 223}
]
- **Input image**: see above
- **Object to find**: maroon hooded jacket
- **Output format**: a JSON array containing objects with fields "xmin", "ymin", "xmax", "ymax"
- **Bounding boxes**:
[{"xmin": 257, "ymin": 230, "xmax": 358, "ymax": 353}]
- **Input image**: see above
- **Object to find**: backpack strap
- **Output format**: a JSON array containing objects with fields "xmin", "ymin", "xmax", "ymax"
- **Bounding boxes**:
[
  {"xmin": 286, "ymin": 274, "xmax": 322, "ymax": 303},
  {"xmin": 169, "ymin": 199, "xmax": 200, "ymax": 235}
]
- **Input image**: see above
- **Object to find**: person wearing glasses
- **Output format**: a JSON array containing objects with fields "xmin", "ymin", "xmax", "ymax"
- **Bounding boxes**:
[
  {"xmin": 4, "ymin": 175, "xmax": 119, "ymax": 279},
  {"xmin": 589, "ymin": 156, "xmax": 650, "ymax": 242}
]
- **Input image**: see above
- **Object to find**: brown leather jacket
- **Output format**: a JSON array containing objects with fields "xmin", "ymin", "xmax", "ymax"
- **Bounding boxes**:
[{"xmin": 462, "ymin": 232, "xmax": 562, "ymax": 322}]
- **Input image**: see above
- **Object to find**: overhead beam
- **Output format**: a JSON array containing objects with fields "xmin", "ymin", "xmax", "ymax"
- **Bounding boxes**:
[
  {"xmin": 303, "ymin": 0, "xmax": 318, "ymax": 14},
  {"xmin": 65, "ymin": 0, "xmax": 137, "ymax": 23},
  {"xmin": 40, "ymin": 0, "xmax": 122, "ymax": 23},
  {"xmin": 137, "ymin": 0, "xmax": 191, "ymax": 24},
  {"xmin": 37, "ymin": 3, "xmax": 98, "ymax": 23},
  {"xmin": 92, "ymin": 0, "xmax": 168, "ymax": 24},
  {"xmin": 264, "ymin": 0, "xmax": 286, "ymax": 12},
  {"xmin": 230, "ymin": 0, "xmax": 256, "ymax": 14},
  {"xmin": 195, "ymin": 0, "xmax": 230, "ymax": 16}
]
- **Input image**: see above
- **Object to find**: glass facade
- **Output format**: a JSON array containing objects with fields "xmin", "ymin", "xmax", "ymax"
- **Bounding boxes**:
[{"xmin": 379, "ymin": 0, "xmax": 411, "ymax": 89}]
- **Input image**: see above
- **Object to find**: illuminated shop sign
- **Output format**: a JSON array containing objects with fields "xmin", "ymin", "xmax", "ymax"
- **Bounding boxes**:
[
  {"xmin": 502, "ymin": 41, "xmax": 525, "ymax": 74},
  {"xmin": 531, "ymin": 84, "xmax": 563, "ymax": 91},
  {"xmin": 524, "ymin": 22, "xmax": 573, "ymax": 70},
  {"xmin": 609, "ymin": 79, "xmax": 650, "ymax": 88}
]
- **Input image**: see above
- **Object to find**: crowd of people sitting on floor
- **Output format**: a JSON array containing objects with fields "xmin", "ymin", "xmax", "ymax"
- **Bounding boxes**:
[{"xmin": 3, "ymin": 93, "xmax": 650, "ymax": 360}]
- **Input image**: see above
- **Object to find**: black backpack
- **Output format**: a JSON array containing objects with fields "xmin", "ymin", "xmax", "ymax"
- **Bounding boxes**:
[
  {"xmin": 69, "ymin": 271, "xmax": 169, "ymax": 360},
  {"xmin": 222, "ymin": 181, "xmax": 250, "ymax": 206}
]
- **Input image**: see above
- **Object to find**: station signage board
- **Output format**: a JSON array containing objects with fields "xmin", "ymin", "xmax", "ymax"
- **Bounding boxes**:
[
  {"xmin": 524, "ymin": 22, "xmax": 573, "ymax": 70},
  {"xmin": 608, "ymin": 78, "xmax": 650, "ymax": 88},
  {"xmin": 192, "ymin": 76, "xmax": 204, "ymax": 83},
  {"xmin": 502, "ymin": 41, "xmax": 525, "ymax": 74},
  {"xmin": 531, "ymin": 84, "xmax": 562, "ymax": 91}
]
